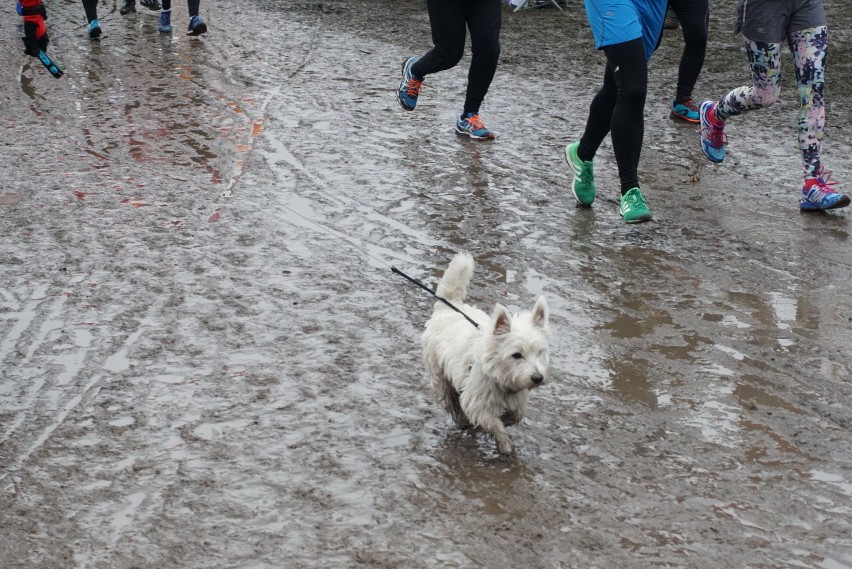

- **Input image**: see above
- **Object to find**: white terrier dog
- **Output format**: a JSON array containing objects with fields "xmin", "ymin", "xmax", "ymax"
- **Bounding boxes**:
[{"xmin": 421, "ymin": 252, "xmax": 551, "ymax": 455}]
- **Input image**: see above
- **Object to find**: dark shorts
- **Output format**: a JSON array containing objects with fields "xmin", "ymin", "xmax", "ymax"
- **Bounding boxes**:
[{"xmin": 735, "ymin": 0, "xmax": 826, "ymax": 43}]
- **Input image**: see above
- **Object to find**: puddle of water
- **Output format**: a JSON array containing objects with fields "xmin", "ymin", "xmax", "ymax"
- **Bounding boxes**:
[{"xmin": 809, "ymin": 470, "xmax": 852, "ymax": 499}]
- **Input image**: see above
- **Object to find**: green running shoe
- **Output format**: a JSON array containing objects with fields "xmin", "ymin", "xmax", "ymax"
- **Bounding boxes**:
[
  {"xmin": 619, "ymin": 187, "xmax": 653, "ymax": 223},
  {"xmin": 565, "ymin": 141, "xmax": 595, "ymax": 206}
]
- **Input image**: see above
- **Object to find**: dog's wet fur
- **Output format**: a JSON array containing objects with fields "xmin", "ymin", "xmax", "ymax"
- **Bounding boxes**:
[{"xmin": 422, "ymin": 252, "xmax": 551, "ymax": 455}]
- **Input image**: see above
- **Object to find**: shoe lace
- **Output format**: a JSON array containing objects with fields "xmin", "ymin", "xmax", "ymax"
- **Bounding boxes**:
[
  {"xmin": 466, "ymin": 114, "xmax": 486, "ymax": 131},
  {"xmin": 682, "ymin": 98, "xmax": 698, "ymax": 112},
  {"xmin": 579, "ymin": 160, "xmax": 593, "ymax": 181},
  {"xmin": 405, "ymin": 77, "xmax": 422, "ymax": 97},
  {"xmin": 806, "ymin": 167, "xmax": 840, "ymax": 195},
  {"xmin": 623, "ymin": 189, "xmax": 646, "ymax": 210},
  {"xmin": 701, "ymin": 123, "xmax": 727, "ymax": 148}
]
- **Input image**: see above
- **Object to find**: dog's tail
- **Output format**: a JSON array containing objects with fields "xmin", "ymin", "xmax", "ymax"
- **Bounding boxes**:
[{"xmin": 436, "ymin": 251, "xmax": 474, "ymax": 303}]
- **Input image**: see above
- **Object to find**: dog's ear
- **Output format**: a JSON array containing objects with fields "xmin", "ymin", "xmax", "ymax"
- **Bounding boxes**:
[
  {"xmin": 492, "ymin": 303, "xmax": 512, "ymax": 335},
  {"xmin": 532, "ymin": 296, "xmax": 549, "ymax": 329}
]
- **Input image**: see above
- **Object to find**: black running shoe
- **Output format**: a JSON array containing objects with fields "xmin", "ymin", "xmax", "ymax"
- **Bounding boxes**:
[
  {"xmin": 119, "ymin": 0, "xmax": 135, "ymax": 14},
  {"xmin": 187, "ymin": 15, "xmax": 207, "ymax": 36},
  {"xmin": 140, "ymin": 0, "xmax": 161, "ymax": 10}
]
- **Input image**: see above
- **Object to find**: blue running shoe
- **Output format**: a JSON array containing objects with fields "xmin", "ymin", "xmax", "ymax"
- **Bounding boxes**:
[
  {"xmin": 187, "ymin": 15, "xmax": 207, "ymax": 36},
  {"xmin": 800, "ymin": 168, "xmax": 851, "ymax": 211},
  {"xmin": 455, "ymin": 113, "xmax": 496, "ymax": 140},
  {"xmin": 88, "ymin": 19, "xmax": 102, "ymax": 39},
  {"xmin": 699, "ymin": 101, "xmax": 726, "ymax": 163},
  {"xmin": 397, "ymin": 57, "xmax": 421, "ymax": 111},
  {"xmin": 671, "ymin": 98, "xmax": 699, "ymax": 123},
  {"xmin": 158, "ymin": 10, "xmax": 172, "ymax": 33}
]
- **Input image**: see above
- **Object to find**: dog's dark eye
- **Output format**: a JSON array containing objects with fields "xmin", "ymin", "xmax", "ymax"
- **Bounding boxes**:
[{"xmin": 512, "ymin": 352, "xmax": 523, "ymax": 360}]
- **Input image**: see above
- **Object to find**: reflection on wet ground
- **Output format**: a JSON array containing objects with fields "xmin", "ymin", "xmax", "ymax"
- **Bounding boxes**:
[{"xmin": 1, "ymin": 0, "xmax": 851, "ymax": 567}]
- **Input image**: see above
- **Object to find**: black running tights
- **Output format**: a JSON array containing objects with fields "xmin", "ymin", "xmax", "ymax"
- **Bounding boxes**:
[
  {"xmin": 577, "ymin": 38, "xmax": 648, "ymax": 195},
  {"xmin": 162, "ymin": 0, "xmax": 201, "ymax": 17},
  {"xmin": 669, "ymin": 0, "xmax": 709, "ymax": 100},
  {"xmin": 82, "ymin": 0, "xmax": 97, "ymax": 21},
  {"xmin": 411, "ymin": 0, "xmax": 502, "ymax": 116}
]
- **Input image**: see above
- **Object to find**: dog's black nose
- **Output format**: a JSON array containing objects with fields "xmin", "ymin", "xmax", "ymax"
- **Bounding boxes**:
[{"xmin": 531, "ymin": 373, "xmax": 544, "ymax": 385}]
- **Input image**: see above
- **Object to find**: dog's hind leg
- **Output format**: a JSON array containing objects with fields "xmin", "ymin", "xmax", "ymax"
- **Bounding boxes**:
[
  {"xmin": 431, "ymin": 373, "xmax": 471, "ymax": 429},
  {"xmin": 447, "ymin": 390, "xmax": 471, "ymax": 430}
]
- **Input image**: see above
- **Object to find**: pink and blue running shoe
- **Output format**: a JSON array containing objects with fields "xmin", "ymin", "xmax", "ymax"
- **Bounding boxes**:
[
  {"xmin": 699, "ymin": 101, "xmax": 726, "ymax": 163},
  {"xmin": 800, "ymin": 168, "xmax": 851, "ymax": 211}
]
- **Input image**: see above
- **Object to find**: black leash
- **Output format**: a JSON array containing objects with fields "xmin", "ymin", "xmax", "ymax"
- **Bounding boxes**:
[{"xmin": 391, "ymin": 266, "xmax": 479, "ymax": 329}]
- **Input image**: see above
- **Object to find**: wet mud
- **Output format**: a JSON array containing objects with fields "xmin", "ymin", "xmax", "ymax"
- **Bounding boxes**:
[{"xmin": 1, "ymin": 1, "xmax": 851, "ymax": 567}]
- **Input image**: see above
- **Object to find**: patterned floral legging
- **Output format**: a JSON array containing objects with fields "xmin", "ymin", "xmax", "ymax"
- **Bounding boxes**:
[{"xmin": 715, "ymin": 26, "xmax": 827, "ymax": 179}]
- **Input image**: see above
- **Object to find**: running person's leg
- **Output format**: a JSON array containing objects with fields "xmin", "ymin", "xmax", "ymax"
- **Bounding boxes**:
[
  {"xmin": 398, "ymin": 0, "xmax": 467, "ymax": 112},
  {"xmin": 700, "ymin": 0, "xmax": 787, "ymax": 162},
  {"xmin": 594, "ymin": 40, "xmax": 648, "ymax": 196},
  {"xmin": 674, "ymin": 0, "xmax": 708, "ymax": 99},
  {"xmin": 159, "ymin": 0, "xmax": 173, "ymax": 32},
  {"xmin": 789, "ymin": 26, "xmax": 849, "ymax": 209},
  {"xmin": 784, "ymin": 0, "xmax": 827, "ymax": 178},
  {"xmin": 455, "ymin": 0, "xmax": 501, "ymax": 139},
  {"xmin": 699, "ymin": 40, "xmax": 782, "ymax": 163},
  {"xmin": 717, "ymin": 41, "xmax": 783, "ymax": 119},
  {"xmin": 668, "ymin": 0, "xmax": 709, "ymax": 121},
  {"xmin": 82, "ymin": 0, "xmax": 101, "ymax": 38},
  {"xmin": 576, "ymin": 61, "xmax": 618, "ymax": 163},
  {"xmin": 566, "ymin": 59, "xmax": 618, "ymax": 206},
  {"xmin": 81, "ymin": 0, "xmax": 97, "ymax": 21},
  {"xmin": 413, "ymin": 0, "xmax": 468, "ymax": 78},
  {"xmin": 462, "ymin": 0, "xmax": 501, "ymax": 117},
  {"xmin": 187, "ymin": 0, "xmax": 206, "ymax": 35},
  {"xmin": 788, "ymin": 26, "xmax": 826, "ymax": 179}
]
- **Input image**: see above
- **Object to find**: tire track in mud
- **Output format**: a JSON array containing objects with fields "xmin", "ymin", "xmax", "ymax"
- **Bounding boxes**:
[
  {"xmin": 1, "ymin": 0, "xmax": 321, "ymax": 487},
  {"xmin": 1, "ymin": 5, "xmax": 343, "ymax": 562},
  {"xmin": 216, "ymin": 15, "xmax": 324, "ymax": 198},
  {"xmin": 1, "ymin": 281, "xmax": 73, "ymax": 445},
  {"xmin": 217, "ymin": 10, "xmax": 442, "ymax": 270},
  {"xmin": 0, "ymin": 291, "xmax": 161, "ymax": 484}
]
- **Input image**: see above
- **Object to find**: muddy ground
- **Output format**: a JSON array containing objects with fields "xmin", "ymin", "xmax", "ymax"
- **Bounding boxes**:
[{"xmin": 1, "ymin": 0, "xmax": 851, "ymax": 567}]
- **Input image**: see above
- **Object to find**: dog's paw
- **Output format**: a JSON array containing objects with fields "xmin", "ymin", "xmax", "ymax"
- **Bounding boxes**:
[{"xmin": 495, "ymin": 434, "xmax": 515, "ymax": 455}]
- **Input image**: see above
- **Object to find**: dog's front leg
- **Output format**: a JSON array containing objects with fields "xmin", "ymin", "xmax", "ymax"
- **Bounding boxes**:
[{"xmin": 481, "ymin": 416, "xmax": 514, "ymax": 455}]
